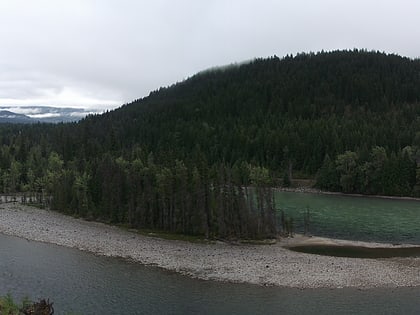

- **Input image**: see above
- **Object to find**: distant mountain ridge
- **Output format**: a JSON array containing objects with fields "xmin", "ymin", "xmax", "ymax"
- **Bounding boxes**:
[
  {"xmin": 0, "ymin": 110, "xmax": 33, "ymax": 123},
  {"xmin": 0, "ymin": 106, "xmax": 101, "ymax": 123}
]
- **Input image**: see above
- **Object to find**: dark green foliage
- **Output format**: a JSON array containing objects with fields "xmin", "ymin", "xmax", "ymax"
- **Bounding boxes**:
[
  {"xmin": 1, "ymin": 50, "xmax": 420, "ymax": 239},
  {"xmin": 316, "ymin": 146, "xmax": 418, "ymax": 196},
  {"xmin": 0, "ymin": 294, "xmax": 49, "ymax": 315},
  {"xmin": 0, "ymin": 294, "xmax": 20, "ymax": 315},
  {"xmin": 0, "ymin": 295, "xmax": 54, "ymax": 315},
  {"xmin": 316, "ymin": 155, "xmax": 339, "ymax": 191}
]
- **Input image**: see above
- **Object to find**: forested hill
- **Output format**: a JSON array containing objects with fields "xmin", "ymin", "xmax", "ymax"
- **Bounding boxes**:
[
  {"xmin": 2, "ymin": 49, "xmax": 420, "ymax": 238},
  {"xmin": 80, "ymin": 49, "xmax": 420, "ymax": 180}
]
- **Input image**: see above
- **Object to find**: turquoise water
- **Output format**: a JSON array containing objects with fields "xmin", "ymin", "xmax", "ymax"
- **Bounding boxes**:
[
  {"xmin": 275, "ymin": 191, "xmax": 420, "ymax": 244},
  {"xmin": 1, "ymin": 233, "xmax": 420, "ymax": 314}
]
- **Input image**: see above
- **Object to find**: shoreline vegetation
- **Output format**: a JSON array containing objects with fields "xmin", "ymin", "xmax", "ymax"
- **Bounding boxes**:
[
  {"xmin": 0, "ymin": 295, "xmax": 53, "ymax": 315},
  {"xmin": 1, "ymin": 203, "xmax": 420, "ymax": 289}
]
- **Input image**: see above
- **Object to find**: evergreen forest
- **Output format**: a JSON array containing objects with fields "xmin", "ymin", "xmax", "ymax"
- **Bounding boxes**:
[{"xmin": 1, "ymin": 49, "xmax": 420, "ymax": 238}]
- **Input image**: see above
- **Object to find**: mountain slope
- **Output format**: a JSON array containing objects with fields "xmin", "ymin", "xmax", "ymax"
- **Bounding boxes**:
[
  {"xmin": 78, "ymin": 50, "xmax": 420, "ymax": 174},
  {"xmin": 0, "ymin": 110, "xmax": 33, "ymax": 123}
]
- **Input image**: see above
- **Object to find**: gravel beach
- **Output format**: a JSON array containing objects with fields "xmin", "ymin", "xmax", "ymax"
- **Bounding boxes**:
[{"xmin": 1, "ymin": 203, "xmax": 420, "ymax": 289}]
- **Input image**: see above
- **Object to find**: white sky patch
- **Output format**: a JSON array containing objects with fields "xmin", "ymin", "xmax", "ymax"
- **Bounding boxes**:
[
  {"xmin": 1, "ymin": 1, "xmax": 420, "ymax": 111},
  {"xmin": 27, "ymin": 113, "xmax": 61, "ymax": 119},
  {"xmin": 40, "ymin": 87, "xmax": 121, "ymax": 109},
  {"xmin": 0, "ymin": 86, "xmax": 121, "ymax": 110}
]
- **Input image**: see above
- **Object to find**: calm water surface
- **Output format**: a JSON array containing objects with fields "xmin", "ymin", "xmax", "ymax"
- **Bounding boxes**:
[
  {"xmin": 1, "ymin": 233, "xmax": 420, "ymax": 314},
  {"xmin": 276, "ymin": 191, "xmax": 420, "ymax": 244}
]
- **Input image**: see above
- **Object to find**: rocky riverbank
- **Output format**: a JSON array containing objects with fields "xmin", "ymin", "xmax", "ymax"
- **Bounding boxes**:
[{"xmin": 1, "ymin": 203, "xmax": 420, "ymax": 289}]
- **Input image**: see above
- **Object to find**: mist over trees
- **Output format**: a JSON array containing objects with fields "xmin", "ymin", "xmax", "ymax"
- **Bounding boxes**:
[{"xmin": 1, "ymin": 50, "xmax": 420, "ymax": 237}]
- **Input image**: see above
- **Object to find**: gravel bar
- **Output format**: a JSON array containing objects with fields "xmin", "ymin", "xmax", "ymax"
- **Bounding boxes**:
[{"xmin": 1, "ymin": 203, "xmax": 420, "ymax": 288}]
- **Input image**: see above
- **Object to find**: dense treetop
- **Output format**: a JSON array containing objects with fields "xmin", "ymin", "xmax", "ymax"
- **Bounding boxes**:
[{"xmin": 78, "ymin": 49, "xmax": 420, "ymax": 178}]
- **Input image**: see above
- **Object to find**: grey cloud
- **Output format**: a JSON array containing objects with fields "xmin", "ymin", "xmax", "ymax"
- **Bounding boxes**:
[{"xmin": 1, "ymin": 0, "xmax": 420, "ymax": 109}]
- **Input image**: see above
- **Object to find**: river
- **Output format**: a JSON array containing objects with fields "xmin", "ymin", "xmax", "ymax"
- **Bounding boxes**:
[
  {"xmin": 1, "ymin": 233, "xmax": 420, "ymax": 314},
  {"xmin": 2, "ymin": 192, "xmax": 420, "ymax": 314},
  {"xmin": 276, "ymin": 191, "xmax": 420, "ymax": 244}
]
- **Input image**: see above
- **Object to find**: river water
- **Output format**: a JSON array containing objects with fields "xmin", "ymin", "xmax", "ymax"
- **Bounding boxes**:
[
  {"xmin": 1, "ymin": 233, "xmax": 420, "ymax": 314},
  {"xmin": 276, "ymin": 191, "xmax": 420, "ymax": 244}
]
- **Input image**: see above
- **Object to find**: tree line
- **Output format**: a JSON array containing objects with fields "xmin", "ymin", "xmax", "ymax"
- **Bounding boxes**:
[
  {"xmin": 0, "ymin": 142, "xmax": 277, "ymax": 239},
  {"xmin": 1, "ymin": 50, "xmax": 420, "ymax": 238},
  {"xmin": 316, "ymin": 145, "xmax": 418, "ymax": 196}
]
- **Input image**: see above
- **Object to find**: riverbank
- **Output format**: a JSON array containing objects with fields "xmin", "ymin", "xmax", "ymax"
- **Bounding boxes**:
[{"xmin": 1, "ymin": 203, "xmax": 420, "ymax": 289}]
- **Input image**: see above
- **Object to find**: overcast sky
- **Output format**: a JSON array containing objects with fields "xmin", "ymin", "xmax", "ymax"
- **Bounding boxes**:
[{"xmin": 1, "ymin": 0, "xmax": 419, "ymax": 110}]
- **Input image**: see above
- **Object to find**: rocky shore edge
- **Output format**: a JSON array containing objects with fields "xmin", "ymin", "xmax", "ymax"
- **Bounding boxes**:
[{"xmin": 1, "ymin": 203, "xmax": 420, "ymax": 289}]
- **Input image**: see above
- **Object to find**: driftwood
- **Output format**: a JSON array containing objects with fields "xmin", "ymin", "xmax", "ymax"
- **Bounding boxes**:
[{"xmin": 21, "ymin": 299, "xmax": 54, "ymax": 315}]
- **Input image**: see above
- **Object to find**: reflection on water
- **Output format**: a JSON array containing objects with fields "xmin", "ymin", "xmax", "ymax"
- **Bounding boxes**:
[
  {"xmin": 1, "ymin": 233, "xmax": 420, "ymax": 314},
  {"xmin": 276, "ymin": 191, "xmax": 420, "ymax": 244}
]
